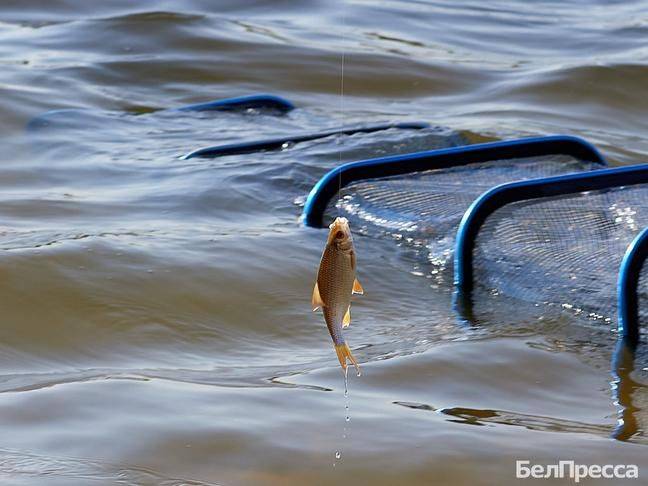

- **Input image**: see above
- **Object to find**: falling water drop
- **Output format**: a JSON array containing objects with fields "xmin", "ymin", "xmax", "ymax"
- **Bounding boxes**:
[
  {"xmin": 343, "ymin": 367, "xmax": 350, "ymax": 437},
  {"xmin": 333, "ymin": 368, "xmax": 351, "ymax": 467}
]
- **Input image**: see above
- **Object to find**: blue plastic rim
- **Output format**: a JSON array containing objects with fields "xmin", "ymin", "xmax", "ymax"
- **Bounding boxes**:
[
  {"xmin": 181, "ymin": 121, "xmax": 430, "ymax": 159},
  {"xmin": 26, "ymin": 93, "xmax": 295, "ymax": 132},
  {"xmin": 302, "ymin": 135, "xmax": 607, "ymax": 228},
  {"xmin": 454, "ymin": 163, "xmax": 648, "ymax": 298},
  {"xmin": 618, "ymin": 227, "xmax": 648, "ymax": 348},
  {"xmin": 174, "ymin": 93, "xmax": 294, "ymax": 113}
]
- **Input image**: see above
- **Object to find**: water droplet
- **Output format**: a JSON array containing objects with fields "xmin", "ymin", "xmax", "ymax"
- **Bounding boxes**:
[{"xmin": 335, "ymin": 451, "xmax": 341, "ymax": 459}]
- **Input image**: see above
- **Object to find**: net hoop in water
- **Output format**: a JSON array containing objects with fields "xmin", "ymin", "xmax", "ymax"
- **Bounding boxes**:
[
  {"xmin": 455, "ymin": 163, "xmax": 648, "ymax": 347},
  {"xmin": 618, "ymin": 226, "xmax": 648, "ymax": 347},
  {"xmin": 302, "ymin": 135, "xmax": 606, "ymax": 228}
]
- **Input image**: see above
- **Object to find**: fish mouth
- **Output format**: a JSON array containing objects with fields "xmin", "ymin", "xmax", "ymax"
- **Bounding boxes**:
[
  {"xmin": 327, "ymin": 217, "xmax": 352, "ymax": 245},
  {"xmin": 329, "ymin": 216, "xmax": 349, "ymax": 231}
]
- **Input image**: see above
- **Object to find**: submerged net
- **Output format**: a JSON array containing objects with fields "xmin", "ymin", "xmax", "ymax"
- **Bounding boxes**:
[
  {"xmin": 473, "ymin": 185, "xmax": 648, "ymax": 325},
  {"xmin": 638, "ymin": 252, "xmax": 648, "ymax": 330},
  {"xmin": 324, "ymin": 153, "xmax": 648, "ymax": 327},
  {"xmin": 326, "ymin": 154, "xmax": 598, "ymax": 279}
]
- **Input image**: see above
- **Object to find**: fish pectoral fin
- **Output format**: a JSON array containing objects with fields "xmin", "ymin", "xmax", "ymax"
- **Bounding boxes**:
[
  {"xmin": 342, "ymin": 306, "xmax": 351, "ymax": 328},
  {"xmin": 335, "ymin": 343, "xmax": 361, "ymax": 375},
  {"xmin": 312, "ymin": 282, "xmax": 325, "ymax": 311},
  {"xmin": 352, "ymin": 278, "xmax": 364, "ymax": 295}
]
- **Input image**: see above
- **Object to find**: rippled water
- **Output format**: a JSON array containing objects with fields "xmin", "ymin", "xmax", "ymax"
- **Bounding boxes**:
[{"xmin": 1, "ymin": 1, "xmax": 647, "ymax": 484}]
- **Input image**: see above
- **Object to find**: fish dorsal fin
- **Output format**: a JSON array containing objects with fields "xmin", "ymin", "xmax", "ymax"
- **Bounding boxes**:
[
  {"xmin": 343, "ymin": 306, "xmax": 351, "ymax": 328},
  {"xmin": 312, "ymin": 282, "xmax": 325, "ymax": 311},
  {"xmin": 352, "ymin": 278, "xmax": 364, "ymax": 295}
]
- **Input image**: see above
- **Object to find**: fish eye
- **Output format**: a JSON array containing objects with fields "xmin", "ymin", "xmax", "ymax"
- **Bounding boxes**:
[{"xmin": 335, "ymin": 231, "xmax": 345, "ymax": 239}]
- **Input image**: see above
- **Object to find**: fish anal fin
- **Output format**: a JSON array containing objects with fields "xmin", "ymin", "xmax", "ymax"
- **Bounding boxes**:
[
  {"xmin": 335, "ymin": 343, "xmax": 361, "ymax": 375},
  {"xmin": 352, "ymin": 278, "xmax": 364, "ymax": 295},
  {"xmin": 343, "ymin": 306, "xmax": 351, "ymax": 328},
  {"xmin": 312, "ymin": 282, "xmax": 325, "ymax": 311}
]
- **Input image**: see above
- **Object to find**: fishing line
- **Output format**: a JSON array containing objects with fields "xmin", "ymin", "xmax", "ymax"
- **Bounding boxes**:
[
  {"xmin": 333, "ymin": 4, "xmax": 349, "ymax": 470},
  {"xmin": 337, "ymin": 2, "xmax": 346, "ymax": 216}
]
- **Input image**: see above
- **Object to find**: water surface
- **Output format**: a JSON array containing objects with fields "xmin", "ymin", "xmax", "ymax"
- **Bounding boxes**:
[{"xmin": 0, "ymin": 1, "xmax": 647, "ymax": 484}]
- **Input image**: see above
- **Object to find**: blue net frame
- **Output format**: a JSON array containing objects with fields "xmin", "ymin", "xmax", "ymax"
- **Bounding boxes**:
[
  {"xmin": 302, "ymin": 135, "xmax": 606, "ymax": 228},
  {"xmin": 618, "ymin": 227, "xmax": 648, "ymax": 348},
  {"xmin": 455, "ymin": 164, "xmax": 648, "ymax": 347}
]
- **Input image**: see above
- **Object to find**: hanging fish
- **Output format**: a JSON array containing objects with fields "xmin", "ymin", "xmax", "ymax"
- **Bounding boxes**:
[{"xmin": 312, "ymin": 217, "xmax": 364, "ymax": 374}]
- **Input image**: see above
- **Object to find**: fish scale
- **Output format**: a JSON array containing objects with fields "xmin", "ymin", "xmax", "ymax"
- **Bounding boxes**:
[
  {"xmin": 319, "ymin": 243, "xmax": 355, "ymax": 345},
  {"xmin": 313, "ymin": 217, "xmax": 363, "ymax": 373}
]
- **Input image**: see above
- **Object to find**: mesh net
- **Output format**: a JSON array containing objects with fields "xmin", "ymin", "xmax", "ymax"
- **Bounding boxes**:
[
  {"xmin": 638, "ymin": 254, "xmax": 648, "ymax": 331},
  {"xmin": 326, "ymin": 154, "xmax": 598, "ymax": 280},
  {"xmin": 473, "ymin": 185, "xmax": 648, "ymax": 326},
  {"xmin": 324, "ymin": 153, "xmax": 648, "ymax": 330}
]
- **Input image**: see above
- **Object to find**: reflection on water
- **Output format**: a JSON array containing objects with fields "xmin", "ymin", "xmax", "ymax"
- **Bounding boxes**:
[
  {"xmin": 611, "ymin": 341, "xmax": 645, "ymax": 443},
  {"xmin": 0, "ymin": 0, "xmax": 647, "ymax": 484},
  {"xmin": 394, "ymin": 401, "xmax": 615, "ymax": 436}
]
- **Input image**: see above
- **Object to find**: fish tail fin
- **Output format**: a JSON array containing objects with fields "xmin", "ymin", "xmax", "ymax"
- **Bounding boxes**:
[{"xmin": 335, "ymin": 343, "xmax": 361, "ymax": 376}]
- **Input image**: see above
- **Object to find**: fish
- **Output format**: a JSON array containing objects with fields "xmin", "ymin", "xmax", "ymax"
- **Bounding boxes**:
[{"xmin": 312, "ymin": 217, "xmax": 364, "ymax": 374}]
